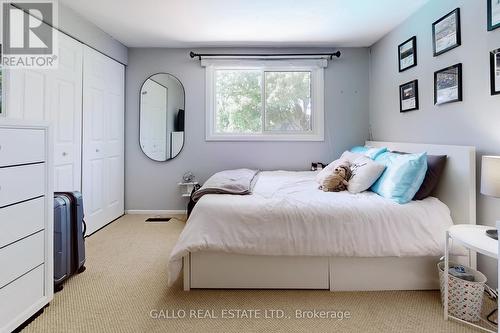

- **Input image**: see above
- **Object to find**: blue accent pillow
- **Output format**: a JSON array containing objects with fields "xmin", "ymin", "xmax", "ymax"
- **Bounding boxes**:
[
  {"xmin": 370, "ymin": 152, "xmax": 428, "ymax": 204},
  {"xmin": 350, "ymin": 146, "xmax": 369, "ymax": 154},
  {"xmin": 350, "ymin": 146, "xmax": 387, "ymax": 160}
]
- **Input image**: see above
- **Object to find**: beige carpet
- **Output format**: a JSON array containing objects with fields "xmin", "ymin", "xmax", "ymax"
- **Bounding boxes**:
[{"xmin": 22, "ymin": 214, "xmax": 491, "ymax": 333}]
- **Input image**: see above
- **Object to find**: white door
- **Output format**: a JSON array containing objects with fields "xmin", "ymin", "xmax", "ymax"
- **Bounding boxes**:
[
  {"xmin": 4, "ymin": 30, "xmax": 83, "ymax": 192},
  {"xmin": 140, "ymin": 79, "xmax": 168, "ymax": 160},
  {"xmin": 82, "ymin": 46, "xmax": 124, "ymax": 235},
  {"xmin": 4, "ymin": 65, "xmax": 46, "ymax": 121},
  {"xmin": 49, "ymin": 34, "xmax": 83, "ymax": 191},
  {"xmin": 171, "ymin": 131, "xmax": 184, "ymax": 158}
]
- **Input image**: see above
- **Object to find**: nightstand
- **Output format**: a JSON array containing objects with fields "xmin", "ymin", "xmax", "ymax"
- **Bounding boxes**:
[
  {"xmin": 178, "ymin": 182, "xmax": 199, "ymax": 198},
  {"xmin": 444, "ymin": 224, "xmax": 498, "ymax": 332}
]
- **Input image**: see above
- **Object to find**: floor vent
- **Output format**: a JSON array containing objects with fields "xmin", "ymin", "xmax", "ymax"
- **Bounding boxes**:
[{"xmin": 145, "ymin": 217, "xmax": 172, "ymax": 223}]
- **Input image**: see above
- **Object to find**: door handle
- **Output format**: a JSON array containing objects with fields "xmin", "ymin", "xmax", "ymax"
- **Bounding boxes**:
[{"xmin": 62, "ymin": 152, "xmax": 68, "ymax": 156}]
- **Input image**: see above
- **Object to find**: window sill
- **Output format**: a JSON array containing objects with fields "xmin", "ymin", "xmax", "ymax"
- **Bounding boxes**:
[{"xmin": 205, "ymin": 133, "xmax": 324, "ymax": 142}]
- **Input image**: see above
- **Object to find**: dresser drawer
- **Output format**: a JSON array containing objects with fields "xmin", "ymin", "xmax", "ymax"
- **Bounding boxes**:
[
  {"xmin": 0, "ymin": 231, "xmax": 45, "ymax": 288},
  {"xmin": 0, "ymin": 163, "xmax": 45, "ymax": 207},
  {"xmin": 0, "ymin": 265, "xmax": 45, "ymax": 332},
  {"xmin": 0, "ymin": 197, "xmax": 45, "ymax": 248},
  {"xmin": 0, "ymin": 128, "xmax": 45, "ymax": 167}
]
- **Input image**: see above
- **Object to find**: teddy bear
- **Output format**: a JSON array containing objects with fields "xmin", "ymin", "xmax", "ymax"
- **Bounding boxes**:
[{"xmin": 319, "ymin": 162, "xmax": 352, "ymax": 192}]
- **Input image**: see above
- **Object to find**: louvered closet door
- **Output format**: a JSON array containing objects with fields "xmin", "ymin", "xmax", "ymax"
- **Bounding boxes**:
[
  {"xmin": 4, "ymin": 29, "xmax": 83, "ymax": 192},
  {"xmin": 82, "ymin": 46, "xmax": 125, "ymax": 235}
]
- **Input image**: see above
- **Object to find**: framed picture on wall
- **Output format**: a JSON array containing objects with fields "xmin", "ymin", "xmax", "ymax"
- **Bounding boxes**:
[
  {"xmin": 398, "ymin": 36, "xmax": 417, "ymax": 72},
  {"xmin": 434, "ymin": 63, "xmax": 462, "ymax": 105},
  {"xmin": 399, "ymin": 80, "xmax": 419, "ymax": 112},
  {"xmin": 432, "ymin": 8, "xmax": 461, "ymax": 56},
  {"xmin": 491, "ymin": 48, "xmax": 500, "ymax": 95},
  {"xmin": 488, "ymin": 0, "xmax": 500, "ymax": 31}
]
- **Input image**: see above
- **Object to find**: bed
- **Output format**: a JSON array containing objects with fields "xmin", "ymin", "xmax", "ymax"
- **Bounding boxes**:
[{"xmin": 169, "ymin": 141, "xmax": 476, "ymax": 291}]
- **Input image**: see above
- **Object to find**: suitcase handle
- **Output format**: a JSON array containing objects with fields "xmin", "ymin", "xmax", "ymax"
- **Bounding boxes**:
[{"xmin": 82, "ymin": 219, "xmax": 87, "ymax": 238}]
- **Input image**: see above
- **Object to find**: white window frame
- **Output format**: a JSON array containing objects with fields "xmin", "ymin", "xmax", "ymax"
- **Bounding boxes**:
[{"xmin": 203, "ymin": 58, "xmax": 326, "ymax": 141}]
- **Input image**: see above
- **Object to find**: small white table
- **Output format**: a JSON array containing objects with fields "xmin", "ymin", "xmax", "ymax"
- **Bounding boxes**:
[
  {"xmin": 444, "ymin": 225, "xmax": 498, "ymax": 332},
  {"xmin": 178, "ymin": 182, "xmax": 199, "ymax": 198}
]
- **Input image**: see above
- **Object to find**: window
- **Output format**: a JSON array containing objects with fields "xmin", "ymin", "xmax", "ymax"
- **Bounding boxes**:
[{"xmin": 204, "ymin": 59, "xmax": 326, "ymax": 141}]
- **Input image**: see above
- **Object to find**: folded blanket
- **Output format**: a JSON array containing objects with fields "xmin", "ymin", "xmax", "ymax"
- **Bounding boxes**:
[{"xmin": 191, "ymin": 168, "xmax": 259, "ymax": 202}]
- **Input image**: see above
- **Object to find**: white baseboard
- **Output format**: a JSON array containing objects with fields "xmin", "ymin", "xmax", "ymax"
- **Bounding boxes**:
[{"xmin": 125, "ymin": 210, "xmax": 187, "ymax": 215}]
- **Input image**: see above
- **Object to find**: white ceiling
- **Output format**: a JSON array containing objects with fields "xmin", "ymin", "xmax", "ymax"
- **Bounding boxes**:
[{"xmin": 59, "ymin": 0, "xmax": 429, "ymax": 48}]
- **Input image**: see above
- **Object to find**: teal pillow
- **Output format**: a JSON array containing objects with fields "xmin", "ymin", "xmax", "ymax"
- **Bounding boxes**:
[
  {"xmin": 370, "ymin": 152, "xmax": 428, "ymax": 204},
  {"xmin": 350, "ymin": 146, "xmax": 387, "ymax": 159},
  {"xmin": 350, "ymin": 146, "xmax": 369, "ymax": 154}
]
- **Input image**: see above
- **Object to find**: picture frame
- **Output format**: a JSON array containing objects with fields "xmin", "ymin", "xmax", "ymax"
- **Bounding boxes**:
[
  {"xmin": 399, "ymin": 80, "xmax": 419, "ymax": 112},
  {"xmin": 432, "ymin": 8, "xmax": 461, "ymax": 56},
  {"xmin": 434, "ymin": 63, "xmax": 462, "ymax": 105},
  {"xmin": 398, "ymin": 36, "xmax": 417, "ymax": 72},
  {"xmin": 488, "ymin": 0, "xmax": 500, "ymax": 31},
  {"xmin": 491, "ymin": 48, "xmax": 500, "ymax": 95}
]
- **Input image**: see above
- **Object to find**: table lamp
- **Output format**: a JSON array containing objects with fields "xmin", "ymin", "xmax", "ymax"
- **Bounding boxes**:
[{"xmin": 481, "ymin": 156, "xmax": 500, "ymax": 240}]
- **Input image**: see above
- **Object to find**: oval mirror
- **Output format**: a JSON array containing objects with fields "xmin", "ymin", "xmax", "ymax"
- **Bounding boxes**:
[{"xmin": 140, "ymin": 73, "xmax": 185, "ymax": 161}]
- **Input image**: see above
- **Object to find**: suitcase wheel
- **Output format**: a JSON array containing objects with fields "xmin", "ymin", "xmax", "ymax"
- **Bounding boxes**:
[
  {"xmin": 55, "ymin": 284, "xmax": 64, "ymax": 293},
  {"xmin": 77, "ymin": 266, "xmax": 86, "ymax": 274}
]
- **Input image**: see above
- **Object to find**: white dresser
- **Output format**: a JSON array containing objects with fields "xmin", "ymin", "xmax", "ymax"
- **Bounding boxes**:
[{"xmin": 0, "ymin": 121, "xmax": 53, "ymax": 332}]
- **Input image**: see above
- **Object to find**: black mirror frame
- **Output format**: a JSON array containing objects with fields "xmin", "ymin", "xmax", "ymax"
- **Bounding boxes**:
[{"xmin": 139, "ymin": 72, "xmax": 186, "ymax": 162}]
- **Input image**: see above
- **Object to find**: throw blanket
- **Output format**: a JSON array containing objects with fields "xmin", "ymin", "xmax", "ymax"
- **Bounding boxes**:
[{"xmin": 191, "ymin": 168, "xmax": 259, "ymax": 202}]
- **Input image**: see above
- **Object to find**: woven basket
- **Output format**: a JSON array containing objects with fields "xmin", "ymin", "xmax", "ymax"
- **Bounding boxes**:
[{"xmin": 438, "ymin": 262, "xmax": 487, "ymax": 322}]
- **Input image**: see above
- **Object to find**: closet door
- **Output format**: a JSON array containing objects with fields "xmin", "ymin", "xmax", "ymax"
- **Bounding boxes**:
[
  {"xmin": 49, "ymin": 33, "xmax": 83, "ymax": 191},
  {"xmin": 4, "ymin": 66, "xmax": 46, "ymax": 121},
  {"xmin": 82, "ymin": 46, "xmax": 125, "ymax": 235},
  {"xmin": 4, "ymin": 30, "xmax": 83, "ymax": 192}
]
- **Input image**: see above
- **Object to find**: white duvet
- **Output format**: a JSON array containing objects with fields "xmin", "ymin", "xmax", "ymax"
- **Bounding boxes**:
[{"xmin": 168, "ymin": 171, "xmax": 454, "ymax": 285}]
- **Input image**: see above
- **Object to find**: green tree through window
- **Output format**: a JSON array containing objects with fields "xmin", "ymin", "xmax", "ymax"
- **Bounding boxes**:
[
  {"xmin": 265, "ymin": 72, "xmax": 311, "ymax": 132},
  {"xmin": 216, "ymin": 70, "xmax": 261, "ymax": 133},
  {"xmin": 215, "ymin": 70, "xmax": 312, "ymax": 134}
]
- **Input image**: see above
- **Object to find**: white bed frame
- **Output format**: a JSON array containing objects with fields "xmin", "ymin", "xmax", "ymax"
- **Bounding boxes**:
[{"xmin": 183, "ymin": 141, "xmax": 476, "ymax": 291}]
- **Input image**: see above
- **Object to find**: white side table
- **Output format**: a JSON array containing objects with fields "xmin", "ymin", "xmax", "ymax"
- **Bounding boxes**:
[
  {"xmin": 444, "ymin": 224, "xmax": 498, "ymax": 332},
  {"xmin": 178, "ymin": 182, "xmax": 199, "ymax": 198}
]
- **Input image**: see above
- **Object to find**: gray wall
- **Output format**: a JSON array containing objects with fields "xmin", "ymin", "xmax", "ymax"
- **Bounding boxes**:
[
  {"xmin": 369, "ymin": 0, "xmax": 500, "ymax": 285},
  {"xmin": 125, "ymin": 47, "xmax": 370, "ymax": 211}
]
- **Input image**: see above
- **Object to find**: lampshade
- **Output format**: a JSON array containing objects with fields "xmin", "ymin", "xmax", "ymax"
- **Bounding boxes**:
[{"xmin": 481, "ymin": 156, "xmax": 500, "ymax": 198}]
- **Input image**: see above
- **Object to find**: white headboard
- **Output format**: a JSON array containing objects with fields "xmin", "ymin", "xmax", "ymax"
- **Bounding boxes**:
[{"xmin": 366, "ymin": 141, "xmax": 476, "ymax": 226}]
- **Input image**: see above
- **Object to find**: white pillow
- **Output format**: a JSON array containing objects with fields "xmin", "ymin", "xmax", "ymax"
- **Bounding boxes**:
[
  {"xmin": 339, "ymin": 150, "xmax": 363, "ymax": 163},
  {"xmin": 347, "ymin": 156, "xmax": 386, "ymax": 194},
  {"xmin": 315, "ymin": 151, "xmax": 363, "ymax": 185}
]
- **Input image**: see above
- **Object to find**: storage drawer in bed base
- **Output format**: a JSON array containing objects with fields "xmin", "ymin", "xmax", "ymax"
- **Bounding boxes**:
[
  {"xmin": 185, "ymin": 252, "xmax": 469, "ymax": 291},
  {"xmin": 189, "ymin": 252, "xmax": 329, "ymax": 289}
]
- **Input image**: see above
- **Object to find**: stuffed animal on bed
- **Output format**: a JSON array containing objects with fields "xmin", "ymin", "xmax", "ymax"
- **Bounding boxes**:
[{"xmin": 319, "ymin": 162, "xmax": 352, "ymax": 192}]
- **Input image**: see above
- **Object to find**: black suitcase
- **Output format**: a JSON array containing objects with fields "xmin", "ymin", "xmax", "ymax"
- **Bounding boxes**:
[
  {"xmin": 53, "ymin": 192, "xmax": 86, "ymax": 291},
  {"xmin": 53, "ymin": 196, "xmax": 72, "ymax": 291}
]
